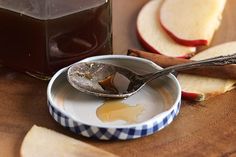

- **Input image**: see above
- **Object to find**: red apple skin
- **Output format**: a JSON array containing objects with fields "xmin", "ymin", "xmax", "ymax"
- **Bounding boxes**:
[
  {"xmin": 160, "ymin": 20, "xmax": 208, "ymax": 47},
  {"xmin": 136, "ymin": 28, "xmax": 161, "ymax": 54},
  {"xmin": 136, "ymin": 28, "xmax": 194, "ymax": 59},
  {"xmin": 182, "ymin": 91, "xmax": 205, "ymax": 101}
]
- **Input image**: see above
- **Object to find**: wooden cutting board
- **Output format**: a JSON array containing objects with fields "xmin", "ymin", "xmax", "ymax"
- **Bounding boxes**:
[{"xmin": 0, "ymin": 0, "xmax": 235, "ymax": 157}]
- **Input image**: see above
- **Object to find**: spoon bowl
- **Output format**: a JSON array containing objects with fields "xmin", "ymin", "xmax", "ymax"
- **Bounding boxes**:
[{"xmin": 67, "ymin": 62, "xmax": 146, "ymax": 98}]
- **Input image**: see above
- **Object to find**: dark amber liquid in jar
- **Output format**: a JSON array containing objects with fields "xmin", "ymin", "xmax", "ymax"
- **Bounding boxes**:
[{"xmin": 0, "ymin": 1, "xmax": 112, "ymax": 78}]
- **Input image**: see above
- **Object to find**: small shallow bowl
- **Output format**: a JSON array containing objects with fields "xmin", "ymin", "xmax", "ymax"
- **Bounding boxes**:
[{"xmin": 47, "ymin": 55, "xmax": 181, "ymax": 140}]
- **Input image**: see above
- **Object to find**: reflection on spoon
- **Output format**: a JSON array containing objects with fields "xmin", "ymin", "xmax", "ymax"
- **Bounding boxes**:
[{"xmin": 98, "ymin": 72, "xmax": 131, "ymax": 94}]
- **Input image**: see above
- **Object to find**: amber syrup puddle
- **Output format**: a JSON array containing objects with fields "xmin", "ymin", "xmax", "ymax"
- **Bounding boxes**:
[{"xmin": 96, "ymin": 100, "xmax": 144, "ymax": 124}]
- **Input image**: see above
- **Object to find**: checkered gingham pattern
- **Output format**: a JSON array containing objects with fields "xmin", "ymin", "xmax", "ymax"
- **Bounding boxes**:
[{"xmin": 48, "ymin": 101, "xmax": 181, "ymax": 140}]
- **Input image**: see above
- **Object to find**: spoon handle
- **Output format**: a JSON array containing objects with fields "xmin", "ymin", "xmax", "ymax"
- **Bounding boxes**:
[{"xmin": 146, "ymin": 53, "xmax": 236, "ymax": 82}]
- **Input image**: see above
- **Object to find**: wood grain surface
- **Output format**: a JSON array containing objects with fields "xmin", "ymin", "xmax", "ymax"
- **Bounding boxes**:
[{"xmin": 0, "ymin": 0, "xmax": 236, "ymax": 156}]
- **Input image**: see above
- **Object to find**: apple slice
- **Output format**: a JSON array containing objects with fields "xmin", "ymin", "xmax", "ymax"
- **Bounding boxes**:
[
  {"xmin": 178, "ymin": 42, "xmax": 236, "ymax": 101},
  {"xmin": 137, "ymin": 0, "xmax": 196, "ymax": 58},
  {"xmin": 160, "ymin": 0, "xmax": 227, "ymax": 46},
  {"xmin": 20, "ymin": 125, "xmax": 117, "ymax": 157}
]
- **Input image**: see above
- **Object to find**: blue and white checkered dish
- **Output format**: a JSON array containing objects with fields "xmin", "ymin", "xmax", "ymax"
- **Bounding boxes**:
[
  {"xmin": 48, "ymin": 100, "xmax": 181, "ymax": 140},
  {"xmin": 47, "ymin": 55, "xmax": 182, "ymax": 140}
]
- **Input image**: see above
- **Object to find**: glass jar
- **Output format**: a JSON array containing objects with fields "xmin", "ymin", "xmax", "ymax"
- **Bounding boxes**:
[{"xmin": 0, "ymin": 0, "xmax": 112, "ymax": 79}]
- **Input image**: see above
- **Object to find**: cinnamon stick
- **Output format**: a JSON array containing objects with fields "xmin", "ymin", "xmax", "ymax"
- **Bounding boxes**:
[{"xmin": 127, "ymin": 49, "xmax": 236, "ymax": 80}]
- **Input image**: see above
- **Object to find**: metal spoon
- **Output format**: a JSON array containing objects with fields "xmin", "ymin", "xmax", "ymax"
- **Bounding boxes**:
[{"xmin": 67, "ymin": 54, "xmax": 236, "ymax": 98}]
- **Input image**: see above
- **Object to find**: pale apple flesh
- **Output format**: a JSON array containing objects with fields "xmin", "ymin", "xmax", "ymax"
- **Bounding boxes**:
[
  {"xmin": 136, "ymin": 0, "xmax": 196, "ymax": 58},
  {"xmin": 160, "ymin": 0, "xmax": 227, "ymax": 46},
  {"xmin": 20, "ymin": 125, "xmax": 117, "ymax": 157},
  {"xmin": 160, "ymin": 22, "xmax": 208, "ymax": 47},
  {"xmin": 178, "ymin": 42, "xmax": 236, "ymax": 101}
]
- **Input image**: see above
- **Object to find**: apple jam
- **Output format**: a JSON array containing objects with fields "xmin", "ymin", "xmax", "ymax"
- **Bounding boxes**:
[{"xmin": 0, "ymin": 0, "xmax": 112, "ymax": 78}]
